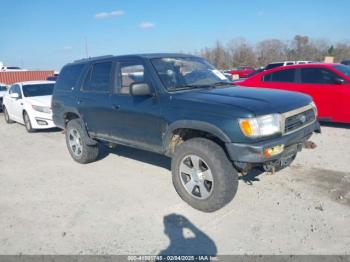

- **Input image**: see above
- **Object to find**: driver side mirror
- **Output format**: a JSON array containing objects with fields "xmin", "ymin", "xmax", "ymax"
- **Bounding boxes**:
[
  {"xmin": 130, "ymin": 83, "xmax": 152, "ymax": 96},
  {"xmin": 334, "ymin": 77, "xmax": 345, "ymax": 85},
  {"xmin": 10, "ymin": 93, "xmax": 19, "ymax": 99}
]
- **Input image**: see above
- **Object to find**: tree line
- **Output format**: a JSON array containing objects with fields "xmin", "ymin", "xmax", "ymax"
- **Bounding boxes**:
[{"xmin": 196, "ymin": 35, "xmax": 350, "ymax": 69}]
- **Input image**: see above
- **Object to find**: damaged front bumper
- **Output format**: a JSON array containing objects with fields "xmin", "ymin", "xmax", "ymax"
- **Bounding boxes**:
[{"xmin": 225, "ymin": 121, "xmax": 321, "ymax": 171}]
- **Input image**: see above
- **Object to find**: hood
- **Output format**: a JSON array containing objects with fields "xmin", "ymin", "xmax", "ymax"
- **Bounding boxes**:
[
  {"xmin": 172, "ymin": 86, "xmax": 312, "ymax": 116},
  {"xmin": 0, "ymin": 91, "xmax": 6, "ymax": 97},
  {"xmin": 25, "ymin": 95, "xmax": 52, "ymax": 107}
]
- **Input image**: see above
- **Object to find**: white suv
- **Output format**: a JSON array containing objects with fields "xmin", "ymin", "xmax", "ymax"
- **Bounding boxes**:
[{"xmin": 3, "ymin": 81, "xmax": 56, "ymax": 132}]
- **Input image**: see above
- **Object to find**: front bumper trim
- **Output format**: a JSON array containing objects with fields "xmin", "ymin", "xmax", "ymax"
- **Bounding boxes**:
[{"xmin": 226, "ymin": 121, "xmax": 320, "ymax": 163}]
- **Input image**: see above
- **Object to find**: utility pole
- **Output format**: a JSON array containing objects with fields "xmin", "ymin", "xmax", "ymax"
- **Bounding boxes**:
[{"xmin": 84, "ymin": 37, "xmax": 89, "ymax": 58}]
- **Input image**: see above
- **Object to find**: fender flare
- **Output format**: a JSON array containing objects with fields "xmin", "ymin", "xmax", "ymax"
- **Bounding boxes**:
[{"xmin": 163, "ymin": 120, "xmax": 231, "ymax": 149}]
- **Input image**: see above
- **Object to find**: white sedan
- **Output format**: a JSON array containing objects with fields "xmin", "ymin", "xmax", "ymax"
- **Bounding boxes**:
[{"xmin": 3, "ymin": 81, "xmax": 56, "ymax": 132}]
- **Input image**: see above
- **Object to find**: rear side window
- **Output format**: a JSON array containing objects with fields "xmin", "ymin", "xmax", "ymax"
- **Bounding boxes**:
[
  {"xmin": 263, "ymin": 69, "xmax": 296, "ymax": 83},
  {"xmin": 83, "ymin": 62, "xmax": 112, "ymax": 92},
  {"xmin": 300, "ymin": 68, "xmax": 339, "ymax": 84},
  {"xmin": 55, "ymin": 64, "xmax": 85, "ymax": 91}
]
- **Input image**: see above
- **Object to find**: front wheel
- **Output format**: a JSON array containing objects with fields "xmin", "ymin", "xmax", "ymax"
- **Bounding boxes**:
[
  {"xmin": 65, "ymin": 119, "xmax": 99, "ymax": 164},
  {"xmin": 3, "ymin": 106, "xmax": 14, "ymax": 124},
  {"xmin": 23, "ymin": 111, "xmax": 35, "ymax": 133},
  {"xmin": 171, "ymin": 138, "xmax": 239, "ymax": 212}
]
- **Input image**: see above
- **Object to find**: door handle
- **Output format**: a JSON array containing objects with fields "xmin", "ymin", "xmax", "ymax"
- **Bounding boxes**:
[{"xmin": 112, "ymin": 105, "xmax": 120, "ymax": 110}]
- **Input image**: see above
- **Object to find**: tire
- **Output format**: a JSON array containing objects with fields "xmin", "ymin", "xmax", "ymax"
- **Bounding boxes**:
[
  {"xmin": 23, "ymin": 111, "xmax": 35, "ymax": 133},
  {"xmin": 65, "ymin": 119, "xmax": 99, "ymax": 164},
  {"xmin": 3, "ymin": 106, "xmax": 14, "ymax": 124},
  {"xmin": 171, "ymin": 138, "xmax": 239, "ymax": 212}
]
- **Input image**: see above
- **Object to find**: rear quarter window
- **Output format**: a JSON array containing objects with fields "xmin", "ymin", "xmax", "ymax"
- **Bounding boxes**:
[{"xmin": 55, "ymin": 64, "xmax": 85, "ymax": 91}]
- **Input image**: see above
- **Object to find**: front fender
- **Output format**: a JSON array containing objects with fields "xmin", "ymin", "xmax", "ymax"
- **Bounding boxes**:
[{"xmin": 163, "ymin": 120, "xmax": 231, "ymax": 152}]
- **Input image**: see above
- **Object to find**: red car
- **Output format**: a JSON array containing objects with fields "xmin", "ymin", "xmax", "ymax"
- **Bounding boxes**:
[
  {"xmin": 238, "ymin": 63, "xmax": 350, "ymax": 123},
  {"xmin": 228, "ymin": 66, "xmax": 255, "ymax": 79}
]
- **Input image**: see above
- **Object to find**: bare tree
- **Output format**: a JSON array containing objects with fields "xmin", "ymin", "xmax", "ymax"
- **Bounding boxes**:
[
  {"xmin": 256, "ymin": 39, "xmax": 287, "ymax": 66},
  {"xmin": 197, "ymin": 35, "xmax": 350, "ymax": 68},
  {"xmin": 227, "ymin": 38, "xmax": 256, "ymax": 67}
]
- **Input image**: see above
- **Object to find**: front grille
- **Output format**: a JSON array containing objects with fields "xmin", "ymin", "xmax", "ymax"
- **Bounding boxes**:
[{"xmin": 284, "ymin": 108, "xmax": 315, "ymax": 134}]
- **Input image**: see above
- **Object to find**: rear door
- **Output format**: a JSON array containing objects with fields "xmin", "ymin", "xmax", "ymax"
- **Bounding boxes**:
[
  {"xmin": 260, "ymin": 68, "xmax": 298, "ymax": 92},
  {"xmin": 297, "ymin": 67, "xmax": 341, "ymax": 121},
  {"xmin": 77, "ymin": 61, "xmax": 114, "ymax": 138},
  {"xmin": 108, "ymin": 58, "xmax": 164, "ymax": 151}
]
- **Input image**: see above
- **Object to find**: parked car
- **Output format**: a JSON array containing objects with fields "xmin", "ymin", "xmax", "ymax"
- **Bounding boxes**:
[
  {"xmin": 239, "ymin": 63, "xmax": 350, "ymax": 123},
  {"xmin": 0, "ymin": 83, "xmax": 8, "ymax": 110},
  {"xmin": 341, "ymin": 60, "xmax": 350, "ymax": 66},
  {"xmin": 52, "ymin": 53, "xmax": 319, "ymax": 212},
  {"xmin": 265, "ymin": 61, "xmax": 314, "ymax": 70},
  {"xmin": 228, "ymin": 66, "xmax": 256, "ymax": 79},
  {"xmin": 3, "ymin": 80, "xmax": 56, "ymax": 132}
]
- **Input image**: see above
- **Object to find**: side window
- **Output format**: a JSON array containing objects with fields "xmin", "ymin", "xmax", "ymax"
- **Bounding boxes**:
[
  {"xmin": 115, "ymin": 62, "xmax": 145, "ymax": 95},
  {"xmin": 83, "ymin": 62, "xmax": 112, "ymax": 92},
  {"xmin": 300, "ymin": 68, "xmax": 340, "ymax": 84},
  {"xmin": 263, "ymin": 69, "xmax": 296, "ymax": 83},
  {"xmin": 55, "ymin": 64, "xmax": 85, "ymax": 91}
]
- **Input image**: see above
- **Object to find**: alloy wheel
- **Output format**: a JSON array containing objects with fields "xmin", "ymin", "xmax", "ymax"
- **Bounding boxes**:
[
  {"xmin": 179, "ymin": 154, "xmax": 214, "ymax": 200},
  {"xmin": 68, "ymin": 128, "xmax": 83, "ymax": 157}
]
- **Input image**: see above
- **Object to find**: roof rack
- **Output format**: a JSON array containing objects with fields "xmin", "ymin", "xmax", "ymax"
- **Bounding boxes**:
[{"xmin": 74, "ymin": 55, "xmax": 114, "ymax": 63}]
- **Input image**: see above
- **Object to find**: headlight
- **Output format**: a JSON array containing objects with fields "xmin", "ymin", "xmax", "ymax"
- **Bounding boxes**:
[
  {"xmin": 239, "ymin": 114, "xmax": 281, "ymax": 138},
  {"xmin": 310, "ymin": 101, "xmax": 318, "ymax": 117},
  {"xmin": 32, "ymin": 105, "xmax": 51, "ymax": 114}
]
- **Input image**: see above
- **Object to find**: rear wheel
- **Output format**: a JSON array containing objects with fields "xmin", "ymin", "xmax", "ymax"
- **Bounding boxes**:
[
  {"xmin": 171, "ymin": 138, "xmax": 239, "ymax": 212},
  {"xmin": 65, "ymin": 119, "xmax": 99, "ymax": 164},
  {"xmin": 23, "ymin": 111, "xmax": 35, "ymax": 133}
]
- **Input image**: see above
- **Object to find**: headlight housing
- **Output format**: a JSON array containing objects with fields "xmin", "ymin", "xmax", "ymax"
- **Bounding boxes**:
[
  {"xmin": 239, "ymin": 114, "xmax": 282, "ymax": 138},
  {"xmin": 310, "ymin": 101, "xmax": 318, "ymax": 117},
  {"xmin": 32, "ymin": 105, "xmax": 51, "ymax": 114}
]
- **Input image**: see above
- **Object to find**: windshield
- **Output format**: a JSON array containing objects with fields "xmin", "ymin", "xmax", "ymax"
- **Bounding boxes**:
[
  {"xmin": 0, "ymin": 86, "xmax": 7, "ymax": 91},
  {"xmin": 334, "ymin": 64, "xmax": 350, "ymax": 78},
  {"xmin": 151, "ymin": 57, "xmax": 230, "ymax": 91},
  {"xmin": 22, "ymin": 83, "xmax": 54, "ymax": 97}
]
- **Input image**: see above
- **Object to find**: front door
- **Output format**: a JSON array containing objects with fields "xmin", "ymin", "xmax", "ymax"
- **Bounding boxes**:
[
  {"xmin": 297, "ymin": 67, "xmax": 341, "ymax": 121},
  {"xmin": 109, "ymin": 59, "xmax": 164, "ymax": 151},
  {"xmin": 7, "ymin": 84, "xmax": 24, "ymax": 122}
]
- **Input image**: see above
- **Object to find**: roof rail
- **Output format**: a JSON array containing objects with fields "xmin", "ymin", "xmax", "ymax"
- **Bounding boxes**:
[{"xmin": 74, "ymin": 55, "xmax": 114, "ymax": 63}]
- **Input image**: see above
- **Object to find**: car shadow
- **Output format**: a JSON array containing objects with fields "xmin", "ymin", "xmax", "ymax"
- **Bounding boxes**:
[
  {"xmin": 320, "ymin": 121, "xmax": 350, "ymax": 129},
  {"xmin": 239, "ymin": 168, "xmax": 265, "ymax": 185},
  {"xmin": 98, "ymin": 144, "xmax": 171, "ymax": 170},
  {"xmin": 35, "ymin": 127, "xmax": 63, "ymax": 133},
  {"xmin": 158, "ymin": 213, "xmax": 217, "ymax": 257}
]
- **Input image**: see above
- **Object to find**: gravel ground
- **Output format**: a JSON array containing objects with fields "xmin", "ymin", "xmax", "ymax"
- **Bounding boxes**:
[{"xmin": 0, "ymin": 114, "xmax": 349, "ymax": 255}]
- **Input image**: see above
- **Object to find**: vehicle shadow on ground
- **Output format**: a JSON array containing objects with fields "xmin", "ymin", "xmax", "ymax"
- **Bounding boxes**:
[
  {"xmin": 35, "ymin": 127, "xmax": 62, "ymax": 133},
  {"xmin": 98, "ymin": 144, "xmax": 171, "ymax": 170},
  {"xmin": 239, "ymin": 168, "xmax": 265, "ymax": 185},
  {"xmin": 320, "ymin": 121, "xmax": 350, "ymax": 129},
  {"xmin": 158, "ymin": 213, "xmax": 217, "ymax": 256}
]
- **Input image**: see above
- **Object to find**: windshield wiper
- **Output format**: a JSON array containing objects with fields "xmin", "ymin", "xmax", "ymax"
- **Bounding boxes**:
[
  {"xmin": 212, "ymin": 81, "xmax": 231, "ymax": 86},
  {"xmin": 168, "ymin": 84, "xmax": 208, "ymax": 91},
  {"xmin": 168, "ymin": 82, "xmax": 231, "ymax": 92}
]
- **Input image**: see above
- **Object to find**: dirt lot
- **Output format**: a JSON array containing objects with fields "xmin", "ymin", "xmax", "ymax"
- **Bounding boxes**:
[{"xmin": 0, "ymin": 114, "xmax": 349, "ymax": 255}]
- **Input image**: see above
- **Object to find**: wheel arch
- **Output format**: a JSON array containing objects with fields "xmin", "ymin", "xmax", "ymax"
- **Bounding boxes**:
[{"xmin": 164, "ymin": 120, "xmax": 231, "ymax": 156}]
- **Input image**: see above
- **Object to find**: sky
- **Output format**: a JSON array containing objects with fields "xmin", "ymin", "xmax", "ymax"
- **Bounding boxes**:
[{"xmin": 0, "ymin": 0, "xmax": 349, "ymax": 71}]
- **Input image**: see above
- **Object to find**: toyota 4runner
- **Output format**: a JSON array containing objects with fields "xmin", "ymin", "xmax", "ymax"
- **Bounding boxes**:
[{"xmin": 52, "ymin": 54, "xmax": 320, "ymax": 212}]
